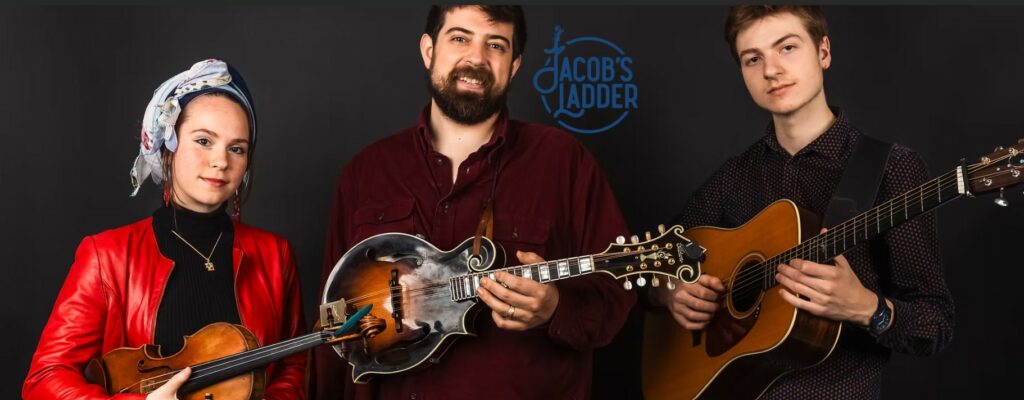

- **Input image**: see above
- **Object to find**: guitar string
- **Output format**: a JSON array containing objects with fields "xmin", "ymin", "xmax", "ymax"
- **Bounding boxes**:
[
  {"xmin": 725, "ymin": 157, "xmax": 1015, "ymax": 297},
  {"xmin": 724, "ymin": 169, "xmax": 958, "ymax": 296}
]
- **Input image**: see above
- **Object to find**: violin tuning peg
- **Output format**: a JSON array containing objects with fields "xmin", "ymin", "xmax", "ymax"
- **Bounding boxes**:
[
  {"xmin": 616, "ymin": 235, "xmax": 626, "ymax": 245},
  {"xmin": 630, "ymin": 235, "xmax": 639, "ymax": 244},
  {"xmin": 657, "ymin": 224, "xmax": 666, "ymax": 234},
  {"xmin": 645, "ymin": 231, "xmax": 653, "ymax": 241}
]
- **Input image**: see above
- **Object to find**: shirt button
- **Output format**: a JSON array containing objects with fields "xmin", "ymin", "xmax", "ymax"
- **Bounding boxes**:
[
  {"xmin": 436, "ymin": 158, "xmax": 443, "ymax": 165},
  {"xmin": 442, "ymin": 202, "xmax": 450, "ymax": 214},
  {"xmin": 511, "ymin": 229, "xmax": 519, "ymax": 240},
  {"xmin": 410, "ymin": 394, "xmax": 418, "ymax": 400},
  {"xmin": 377, "ymin": 213, "xmax": 384, "ymax": 222}
]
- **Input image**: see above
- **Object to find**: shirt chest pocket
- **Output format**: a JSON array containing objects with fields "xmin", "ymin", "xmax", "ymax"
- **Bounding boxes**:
[
  {"xmin": 353, "ymin": 199, "xmax": 417, "ymax": 241},
  {"xmin": 493, "ymin": 217, "xmax": 552, "ymax": 258}
]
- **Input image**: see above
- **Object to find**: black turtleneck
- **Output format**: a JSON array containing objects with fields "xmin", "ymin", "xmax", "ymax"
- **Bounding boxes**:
[{"xmin": 151, "ymin": 204, "xmax": 240, "ymax": 355}]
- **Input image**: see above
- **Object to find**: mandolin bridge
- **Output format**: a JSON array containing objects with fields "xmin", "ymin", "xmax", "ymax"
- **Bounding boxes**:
[{"xmin": 389, "ymin": 269, "xmax": 404, "ymax": 333}]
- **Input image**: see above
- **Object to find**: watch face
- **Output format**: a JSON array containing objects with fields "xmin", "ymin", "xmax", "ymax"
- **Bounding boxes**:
[{"xmin": 871, "ymin": 306, "xmax": 892, "ymax": 333}]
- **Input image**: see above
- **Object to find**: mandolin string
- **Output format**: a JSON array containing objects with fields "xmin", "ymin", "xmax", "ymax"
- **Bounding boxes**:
[
  {"xmin": 342, "ymin": 248, "xmax": 664, "ymax": 304},
  {"xmin": 726, "ymin": 159, "xmax": 1014, "ymax": 297}
]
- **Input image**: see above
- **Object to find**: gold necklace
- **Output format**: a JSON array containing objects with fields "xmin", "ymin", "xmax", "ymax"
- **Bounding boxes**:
[{"xmin": 170, "ymin": 230, "xmax": 223, "ymax": 272}]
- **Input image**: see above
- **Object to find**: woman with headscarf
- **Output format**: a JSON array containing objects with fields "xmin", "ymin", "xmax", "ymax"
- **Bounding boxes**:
[{"xmin": 23, "ymin": 59, "xmax": 306, "ymax": 399}]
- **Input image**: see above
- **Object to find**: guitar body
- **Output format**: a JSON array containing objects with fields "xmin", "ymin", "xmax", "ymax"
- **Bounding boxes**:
[
  {"xmin": 321, "ymin": 233, "xmax": 505, "ymax": 383},
  {"xmin": 85, "ymin": 322, "xmax": 264, "ymax": 399},
  {"xmin": 643, "ymin": 200, "xmax": 842, "ymax": 400}
]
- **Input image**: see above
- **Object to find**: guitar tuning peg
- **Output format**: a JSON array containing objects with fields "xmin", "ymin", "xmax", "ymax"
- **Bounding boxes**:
[
  {"xmin": 652, "ymin": 276, "xmax": 661, "ymax": 287},
  {"xmin": 623, "ymin": 280, "xmax": 633, "ymax": 290},
  {"xmin": 645, "ymin": 231, "xmax": 652, "ymax": 241},
  {"xmin": 666, "ymin": 279, "xmax": 676, "ymax": 290},
  {"xmin": 657, "ymin": 224, "xmax": 666, "ymax": 234},
  {"xmin": 995, "ymin": 187, "xmax": 1009, "ymax": 207},
  {"xmin": 616, "ymin": 235, "xmax": 626, "ymax": 245},
  {"xmin": 637, "ymin": 275, "xmax": 647, "ymax": 287},
  {"xmin": 630, "ymin": 235, "xmax": 639, "ymax": 244}
]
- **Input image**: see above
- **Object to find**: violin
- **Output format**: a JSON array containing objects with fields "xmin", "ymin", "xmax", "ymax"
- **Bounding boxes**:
[{"xmin": 84, "ymin": 306, "xmax": 371, "ymax": 399}]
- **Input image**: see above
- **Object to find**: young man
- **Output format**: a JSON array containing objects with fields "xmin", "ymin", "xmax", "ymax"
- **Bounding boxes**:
[
  {"xmin": 312, "ymin": 5, "xmax": 636, "ymax": 399},
  {"xmin": 656, "ymin": 6, "xmax": 955, "ymax": 398}
]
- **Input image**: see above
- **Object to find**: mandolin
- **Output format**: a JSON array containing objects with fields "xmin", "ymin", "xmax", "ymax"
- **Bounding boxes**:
[
  {"xmin": 84, "ymin": 306, "xmax": 371, "ymax": 399},
  {"xmin": 319, "ymin": 225, "xmax": 706, "ymax": 383},
  {"xmin": 642, "ymin": 140, "xmax": 1024, "ymax": 399}
]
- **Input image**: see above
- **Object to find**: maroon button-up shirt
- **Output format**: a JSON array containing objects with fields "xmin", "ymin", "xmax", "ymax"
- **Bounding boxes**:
[{"xmin": 314, "ymin": 106, "xmax": 636, "ymax": 400}]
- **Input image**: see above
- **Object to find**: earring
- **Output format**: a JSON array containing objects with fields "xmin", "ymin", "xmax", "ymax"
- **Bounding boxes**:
[
  {"xmin": 163, "ymin": 185, "xmax": 171, "ymax": 207},
  {"xmin": 232, "ymin": 191, "xmax": 241, "ymax": 221}
]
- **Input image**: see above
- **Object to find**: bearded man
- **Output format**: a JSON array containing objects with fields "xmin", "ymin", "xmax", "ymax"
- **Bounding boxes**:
[{"xmin": 311, "ymin": 5, "xmax": 636, "ymax": 400}]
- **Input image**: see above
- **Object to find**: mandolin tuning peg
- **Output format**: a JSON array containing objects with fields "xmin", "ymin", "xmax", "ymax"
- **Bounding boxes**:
[
  {"xmin": 666, "ymin": 279, "xmax": 676, "ymax": 290},
  {"xmin": 616, "ymin": 235, "xmax": 626, "ymax": 245},
  {"xmin": 623, "ymin": 280, "xmax": 633, "ymax": 290},
  {"xmin": 657, "ymin": 224, "xmax": 666, "ymax": 234},
  {"xmin": 630, "ymin": 235, "xmax": 639, "ymax": 244},
  {"xmin": 995, "ymin": 146, "xmax": 1005, "ymax": 152},
  {"xmin": 645, "ymin": 231, "xmax": 653, "ymax": 241},
  {"xmin": 652, "ymin": 276, "xmax": 661, "ymax": 287},
  {"xmin": 995, "ymin": 187, "xmax": 1009, "ymax": 207},
  {"xmin": 637, "ymin": 276, "xmax": 647, "ymax": 287}
]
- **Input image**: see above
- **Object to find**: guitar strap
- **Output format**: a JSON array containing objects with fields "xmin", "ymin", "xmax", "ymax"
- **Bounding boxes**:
[{"xmin": 823, "ymin": 135, "xmax": 894, "ymax": 227}]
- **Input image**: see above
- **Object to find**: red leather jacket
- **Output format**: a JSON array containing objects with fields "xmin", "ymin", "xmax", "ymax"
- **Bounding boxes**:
[{"xmin": 23, "ymin": 217, "xmax": 307, "ymax": 399}]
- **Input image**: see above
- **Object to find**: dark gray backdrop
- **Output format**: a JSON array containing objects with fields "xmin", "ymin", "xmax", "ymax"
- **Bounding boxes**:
[{"xmin": 2, "ymin": 6, "xmax": 1022, "ymax": 399}]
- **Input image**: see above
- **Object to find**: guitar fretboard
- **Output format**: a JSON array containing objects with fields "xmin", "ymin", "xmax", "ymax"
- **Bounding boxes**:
[
  {"xmin": 751, "ymin": 166, "xmax": 965, "ymax": 291},
  {"xmin": 449, "ymin": 256, "xmax": 595, "ymax": 301}
]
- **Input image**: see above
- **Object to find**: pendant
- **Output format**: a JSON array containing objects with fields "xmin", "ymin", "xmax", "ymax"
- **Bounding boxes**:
[{"xmin": 205, "ymin": 261, "xmax": 215, "ymax": 272}]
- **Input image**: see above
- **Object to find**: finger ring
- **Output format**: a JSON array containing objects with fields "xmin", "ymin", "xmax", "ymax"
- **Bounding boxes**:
[{"xmin": 506, "ymin": 305, "xmax": 516, "ymax": 320}]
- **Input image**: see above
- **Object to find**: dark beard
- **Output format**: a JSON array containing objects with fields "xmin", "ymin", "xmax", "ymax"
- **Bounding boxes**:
[{"xmin": 426, "ymin": 64, "xmax": 509, "ymax": 125}]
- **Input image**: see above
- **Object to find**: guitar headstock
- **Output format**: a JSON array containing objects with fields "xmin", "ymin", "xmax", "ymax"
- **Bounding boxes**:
[
  {"xmin": 967, "ymin": 139, "xmax": 1024, "ymax": 203},
  {"xmin": 592, "ymin": 224, "xmax": 703, "ymax": 290}
]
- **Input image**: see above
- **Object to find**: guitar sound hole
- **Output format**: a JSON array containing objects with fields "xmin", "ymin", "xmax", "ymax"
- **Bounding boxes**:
[{"xmin": 730, "ymin": 261, "xmax": 762, "ymax": 314}]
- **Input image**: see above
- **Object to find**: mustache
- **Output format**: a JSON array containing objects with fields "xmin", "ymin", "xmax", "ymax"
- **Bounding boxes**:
[{"xmin": 448, "ymin": 65, "xmax": 495, "ymax": 87}]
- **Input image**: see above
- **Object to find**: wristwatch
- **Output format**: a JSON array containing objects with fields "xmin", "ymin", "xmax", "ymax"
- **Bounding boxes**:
[{"xmin": 867, "ymin": 291, "xmax": 892, "ymax": 335}]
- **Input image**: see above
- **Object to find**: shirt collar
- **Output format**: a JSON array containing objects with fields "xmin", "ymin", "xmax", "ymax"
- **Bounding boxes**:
[
  {"xmin": 763, "ymin": 106, "xmax": 857, "ymax": 160},
  {"xmin": 416, "ymin": 104, "xmax": 510, "ymax": 161}
]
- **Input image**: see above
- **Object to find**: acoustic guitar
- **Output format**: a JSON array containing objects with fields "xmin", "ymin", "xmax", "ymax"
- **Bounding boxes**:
[
  {"xmin": 319, "ymin": 225, "xmax": 706, "ymax": 383},
  {"xmin": 84, "ymin": 305, "xmax": 370, "ymax": 399},
  {"xmin": 642, "ymin": 140, "xmax": 1024, "ymax": 399}
]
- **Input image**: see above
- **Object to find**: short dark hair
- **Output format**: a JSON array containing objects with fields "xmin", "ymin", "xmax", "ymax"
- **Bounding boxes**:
[
  {"xmin": 724, "ymin": 6, "xmax": 829, "ymax": 63},
  {"xmin": 425, "ymin": 5, "xmax": 527, "ymax": 61}
]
